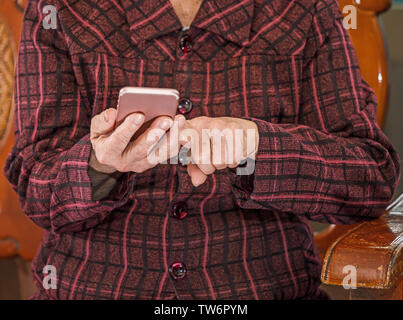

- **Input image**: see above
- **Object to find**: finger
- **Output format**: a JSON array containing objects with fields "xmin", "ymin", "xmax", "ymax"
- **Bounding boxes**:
[
  {"xmin": 187, "ymin": 163, "xmax": 208, "ymax": 187},
  {"xmin": 179, "ymin": 117, "xmax": 215, "ymax": 174},
  {"xmin": 165, "ymin": 115, "xmax": 187, "ymax": 162},
  {"xmin": 103, "ymin": 112, "xmax": 145, "ymax": 156},
  {"xmin": 127, "ymin": 119, "xmax": 184, "ymax": 172},
  {"xmin": 228, "ymin": 161, "xmax": 240, "ymax": 169},
  {"xmin": 211, "ymin": 134, "xmax": 228, "ymax": 171},
  {"xmin": 125, "ymin": 115, "xmax": 174, "ymax": 162},
  {"xmin": 227, "ymin": 132, "xmax": 240, "ymax": 168},
  {"xmin": 179, "ymin": 116, "xmax": 210, "ymax": 145},
  {"xmin": 90, "ymin": 108, "xmax": 117, "ymax": 139},
  {"xmin": 192, "ymin": 128, "xmax": 216, "ymax": 175},
  {"xmin": 125, "ymin": 115, "xmax": 185, "ymax": 171},
  {"xmin": 148, "ymin": 115, "xmax": 186, "ymax": 165}
]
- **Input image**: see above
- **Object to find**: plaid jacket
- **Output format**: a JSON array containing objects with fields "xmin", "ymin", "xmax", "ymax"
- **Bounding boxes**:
[{"xmin": 4, "ymin": 0, "xmax": 400, "ymax": 300}]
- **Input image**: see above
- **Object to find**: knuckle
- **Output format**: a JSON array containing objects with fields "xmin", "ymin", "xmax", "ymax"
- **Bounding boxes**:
[
  {"xmin": 215, "ymin": 118, "xmax": 225, "ymax": 127},
  {"xmin": 133, "ymin": 143, "xmax": 149, "ymax": 158},
  {"xmin": 212, "ymin": 158, "xmax": 223, "ymax": 166},
  {"xmin": 192, "ymin": 116, "xmax": 208, "ymax": 128},
  {"xmin": 199, "ymin": 116, "xmax": 209, "ymax": 122},
  {"xmin": 115, "ymin": 162, "xmax": 129, "ymax": 173},
  {"xmin": 90, "ymin": 116, "xmax": 99, "ymax": 131},
  {"xmin": 110, "ymin": 134, "xmax": 128, "ymax": 147}
]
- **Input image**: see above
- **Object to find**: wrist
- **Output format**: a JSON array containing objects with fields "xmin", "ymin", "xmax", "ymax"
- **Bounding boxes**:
[
  {"xmin": 247, "ymin": 120, "xmax": 259, "ymax": 158},
  {"xmin": 89, "ymin": 150, "xmax": 117, "ymax": 174}
]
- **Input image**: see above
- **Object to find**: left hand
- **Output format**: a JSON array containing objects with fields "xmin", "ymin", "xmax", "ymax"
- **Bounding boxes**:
[{"xmin": 179, "ymin": 116, "xmax": 259, "ymax": 187}]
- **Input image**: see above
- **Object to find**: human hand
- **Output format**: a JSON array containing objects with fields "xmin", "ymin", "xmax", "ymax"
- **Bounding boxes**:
[
  {"xmin": 89, "ymin": 108, "xmax": 185, "ymax": 173},
  {"xmin": 179, "ymin": 116, "xmax": 259, "ymax": 187}
]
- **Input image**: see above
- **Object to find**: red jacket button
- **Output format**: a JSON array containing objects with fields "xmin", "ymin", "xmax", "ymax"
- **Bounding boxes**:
[
  {"xmin": 178, "ymin": 98, "xmax": 193, "ymax": 114},
  {"xmin": 178, "ymin": 146, "xmax": 191, "ymax": 167},
  {"xmin": 169, "ymin": 262, "xmax": 187, "ymax": 280},
  {"xmin": 171, "ymin": 202, "xmax": 188, "ymax": 219},
  {"xmin": 180, "ymin": 35, "xmax": 193, "ymax": 53}
]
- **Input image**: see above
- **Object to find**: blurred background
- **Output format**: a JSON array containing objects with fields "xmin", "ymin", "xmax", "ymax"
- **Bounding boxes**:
[
  {"xmin": 383, "ymin": 1, "xmax": 403, "ymax": 198},
  {"xmin": 0, "ymin": 0, "xmax": 402, "ymax": 300}
]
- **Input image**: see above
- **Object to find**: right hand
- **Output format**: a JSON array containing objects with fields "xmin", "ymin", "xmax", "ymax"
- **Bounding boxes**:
[{"xmin": 89, "ymin": 108, "xmax": 185, "ymax": 174}]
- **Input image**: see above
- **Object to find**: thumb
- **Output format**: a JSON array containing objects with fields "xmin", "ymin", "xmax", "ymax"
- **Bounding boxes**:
[
  {"xmin": 187, "ymin": 163, "xmax": 208, "ymax": 187},
  {"xmin": 91, "ymin": 108, "xmax": 117, "ymax": 138}
]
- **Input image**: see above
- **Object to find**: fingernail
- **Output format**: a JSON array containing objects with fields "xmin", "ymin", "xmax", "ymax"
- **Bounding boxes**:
[
  {"xmin": 103, "ymin": 110, "xmax": 110, "ymax": 123},
  {"xmin": 194, "ymin": 177, "xmax": 204, "ymax": 187},
  {"xmin": 133, "ymin": 113, "xmax": 144, "ymax": 125},
  {"xmin": 178, "ymin": 116, "xmax": 186, "ymax": 128},
  {"xmin": 160, "ymin": 119, "xmax": 173, "ymax": 130}
]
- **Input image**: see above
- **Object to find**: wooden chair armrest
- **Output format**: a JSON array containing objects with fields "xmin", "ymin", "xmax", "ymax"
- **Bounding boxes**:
[
  {"xmin": 351, "ymin": 0, "xmax": 391, "ymax": 14},
  {"xmin": 320, "ymin": 213, "xmax": 403, "ymax": 289},
  {"xmin": 338, "ymin": 0, "xmax": 391, "ymax": 127}
]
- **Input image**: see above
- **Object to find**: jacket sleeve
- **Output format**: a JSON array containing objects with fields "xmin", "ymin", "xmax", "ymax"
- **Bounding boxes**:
[
  {"xmin": 230, "ymin": 0, "xmax": 400, "ymax": 224},
  {"xmin": 3, "ymin": 0, "xmax": 134, "ymax": 233}
]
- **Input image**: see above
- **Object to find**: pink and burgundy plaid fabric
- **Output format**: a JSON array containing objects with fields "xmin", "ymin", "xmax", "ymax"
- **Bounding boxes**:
[{"xmin": 4, "ymin": 0, "xmax": 400, "ymax": 300}]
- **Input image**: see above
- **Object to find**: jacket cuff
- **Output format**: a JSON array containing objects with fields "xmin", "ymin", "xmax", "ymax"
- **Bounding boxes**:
[
  {"xmin": 229, "ymin": 117, "xmax": 274, "ymax": 209},
  {"xmin": 50, "ymin": 133, "xmax": 134, "ymax": 233}
]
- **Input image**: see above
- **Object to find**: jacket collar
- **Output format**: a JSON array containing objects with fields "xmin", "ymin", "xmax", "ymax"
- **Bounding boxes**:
[{"xmin": 121, "ymin": 0, "xmax": 255, "ymax": 46}]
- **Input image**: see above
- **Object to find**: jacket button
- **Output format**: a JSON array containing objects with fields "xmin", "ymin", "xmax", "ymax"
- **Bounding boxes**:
[
  {"xmin": 178, "ymin": 146, "xmax": 190, "ymax": 167},
  {"xmin": 169, "ymin": 262, "xmax": 187, "ymax": 280},
  {"xmin": 178, "ymin": 98, "xmax": 193, "ymax": 115},
  {"xmin": 171, "ymin": 201, "xmax": 188, "ymax": 219},
  {"xmin": 180, "ymin": 35, "xmax": 193, "ymax": 53}
]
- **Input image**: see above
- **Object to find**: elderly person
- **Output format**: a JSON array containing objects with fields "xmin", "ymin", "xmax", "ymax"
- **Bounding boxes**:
[{"xmin": 5, "ymin": 0, "xmax": 400, "ymax": 299}]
